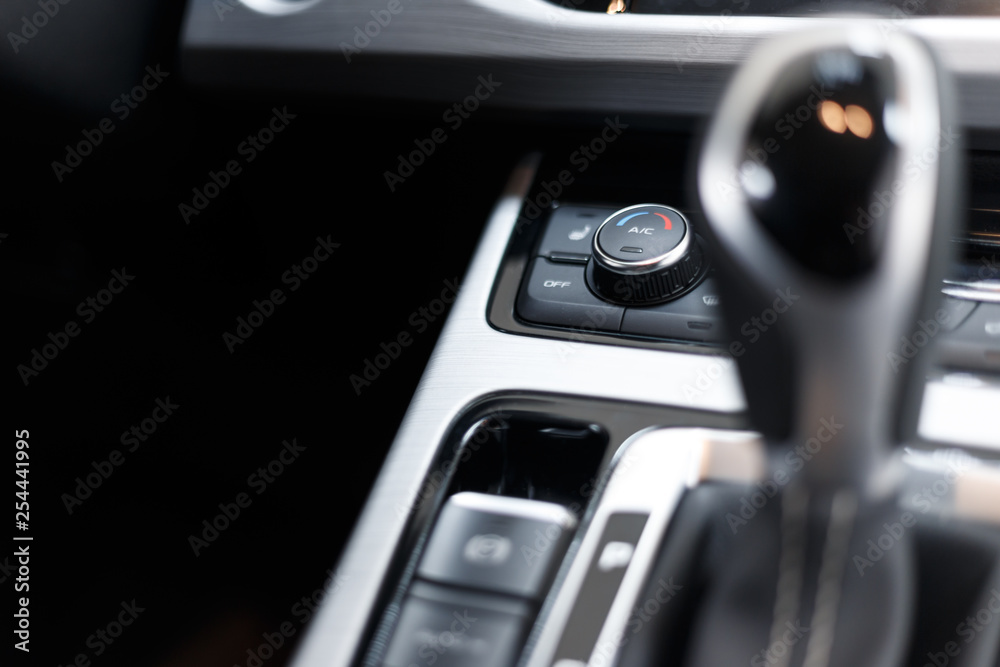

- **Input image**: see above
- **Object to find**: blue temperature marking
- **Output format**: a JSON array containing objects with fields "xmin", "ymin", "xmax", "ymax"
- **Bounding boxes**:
[{"xmin": 616, "ymin": 212, "xmax": 649, "ymax": 226}]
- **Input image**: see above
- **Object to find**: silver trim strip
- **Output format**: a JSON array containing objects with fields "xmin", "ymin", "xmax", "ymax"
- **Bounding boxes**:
[
  {"xmin": 918, "ymin": 377, "xmax": 1000, "ymax": 450},
  {"xmin": 525, "ymin": 428, "xmax": 762, "ymax": 667},
  {"xmin": 181, "ymin": 2, "xmax": 1000, "ymax": 132},
  {"xmin": 942, "ymin": 280, "xmax": 1000, "ymax": 303}
]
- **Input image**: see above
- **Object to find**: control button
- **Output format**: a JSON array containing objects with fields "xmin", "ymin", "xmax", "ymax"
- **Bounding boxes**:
[
  {"xmin": 596, "ymin": 541, "xmax": 635, "ymax": 572},
  {"xmin": 549, "ymin": 252, "xmax": 589, "ymax": 265},
  {"xmin": 418, "ymin": 492, "xmax": 578, "ymax": 600},
  {"xmin": 620, "ymin": 278, "xmax": 723, "ymax": 342},
  {"xmin": 550, "ymin": 513, "xmax": 648, "ymax": 663},
  {"xmin": 935, "ymin": 302, "xmax": 1000, "ymax": 371},
  {"xmin": 588, "ymin": 204, "xmax": 705, "ymax": 305},
  {"xmin": 536, "ymin": 205, "xmax": 617, "ymax": 259},
  {"xmin": 517, "ymin": 259, "xmax": 624, "ymax": 333},
  {"xmin": 383, "ymin": 582, "xmax": 533, "ymax": 667}
]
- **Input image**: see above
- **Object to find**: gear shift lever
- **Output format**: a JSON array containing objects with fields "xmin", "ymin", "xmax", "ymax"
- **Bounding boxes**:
[
  {"xmin": 684, "ymin": 25, "xmax": 962, "ymax": 667},
  {"xmin": 698, "ymin": 25, "xmax": 961, "ymax": 493}
]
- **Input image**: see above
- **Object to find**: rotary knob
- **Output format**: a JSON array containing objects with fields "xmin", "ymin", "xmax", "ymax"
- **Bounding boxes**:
[{"xmin": 586, "ymin": 204, "xmax": 705, "ymax": 305}]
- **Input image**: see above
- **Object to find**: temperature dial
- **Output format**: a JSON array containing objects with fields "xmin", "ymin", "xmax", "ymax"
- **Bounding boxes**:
[{"xmin": 587, "ymin": 204, "xmax": 705, "ymax": 305}]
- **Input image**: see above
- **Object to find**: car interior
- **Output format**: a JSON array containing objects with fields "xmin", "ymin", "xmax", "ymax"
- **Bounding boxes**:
[{"xmin": 7, "ymin": 1, "xmax": 1000, "ymax": 666}]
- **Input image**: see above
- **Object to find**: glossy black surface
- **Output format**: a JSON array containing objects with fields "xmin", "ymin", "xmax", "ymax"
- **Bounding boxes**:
[{"xmin": 743, "ymin": 49, "xmax": 897, "ymax": 278}]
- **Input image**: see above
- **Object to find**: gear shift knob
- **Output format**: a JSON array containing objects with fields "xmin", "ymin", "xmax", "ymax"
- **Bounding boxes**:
[{"xmin": 698, "ymin": 26, "xmax": 962, "ymax": 492}]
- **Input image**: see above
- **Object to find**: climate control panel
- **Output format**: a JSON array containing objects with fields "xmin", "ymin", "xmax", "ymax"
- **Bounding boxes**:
[{"xmin": 514, "ymin": 204, "xmax": 723, "ymax": 344}]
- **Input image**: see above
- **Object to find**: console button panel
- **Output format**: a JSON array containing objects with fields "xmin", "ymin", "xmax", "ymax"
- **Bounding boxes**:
[
  {"xmin": 382, "ymin": 492, "xmax": 579, "ymax": 667},
  {"xmin": 516, "ymin": 203, "xmax": 720, "ymax": 344}
]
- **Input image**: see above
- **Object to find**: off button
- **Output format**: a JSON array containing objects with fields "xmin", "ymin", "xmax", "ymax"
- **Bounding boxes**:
[{"xmin": 517, "ymin": 259, "xmax": 624, "ymax": 332}]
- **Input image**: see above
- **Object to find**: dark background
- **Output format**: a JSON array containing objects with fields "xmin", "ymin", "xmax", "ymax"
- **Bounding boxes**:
[{"xmin": 3, "ymin": 2, "xmax": 532, "ymax": 665}]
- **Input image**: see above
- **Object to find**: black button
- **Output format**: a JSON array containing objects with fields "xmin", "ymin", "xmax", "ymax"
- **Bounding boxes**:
[
  {"xmin": 517, "ymin": 259, "xmax": 624, "ymax": 333},
  {"xmin": 383, "ymin": 582, "xmax": 533, "ymax": 667},
  {"xmin": 536, "ymin": 205, "xmax": 616, "ymax": 259},
  {"xmin": 620, "ymin": 278, "xmax": 723, "ymax": 342},
  {"xmin": 417, "ymin": 492, "xmax": 577, "ymax": 600}
]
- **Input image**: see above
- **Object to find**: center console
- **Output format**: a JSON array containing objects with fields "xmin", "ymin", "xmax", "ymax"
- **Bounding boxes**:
[{"xmin": 288, "ymin": 25, "xmax": 1000, "ymax": 667}]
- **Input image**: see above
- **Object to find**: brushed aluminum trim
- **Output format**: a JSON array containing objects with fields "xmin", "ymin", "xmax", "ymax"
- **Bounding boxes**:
[{"xmin": 182, "ymin": 1, "xmax": 1000, "ymax": 132}]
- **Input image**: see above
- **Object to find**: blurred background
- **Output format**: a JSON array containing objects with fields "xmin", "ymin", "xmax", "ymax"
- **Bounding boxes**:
[{"xmin": 3, "ymin": 1, "xmax": 531, "ymax": 664}]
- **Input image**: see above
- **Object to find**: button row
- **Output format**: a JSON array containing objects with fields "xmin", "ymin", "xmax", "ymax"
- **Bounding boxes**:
[
  {"xmin": 383, "ymin": 493, "xmax": 578, "ymax": 667},
  {"xmin": 517, "ymin": 258, "xmax": 724, "ymax": 343}
]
